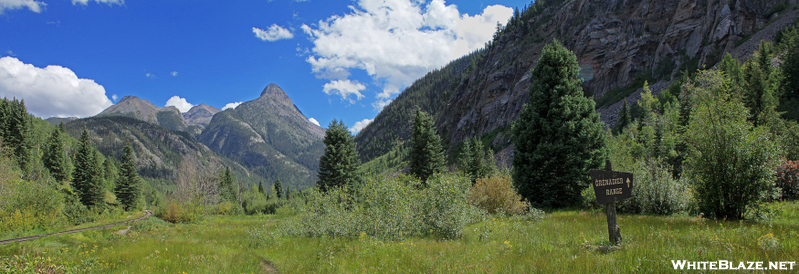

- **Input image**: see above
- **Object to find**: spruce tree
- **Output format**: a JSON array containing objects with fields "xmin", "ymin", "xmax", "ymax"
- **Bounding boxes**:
[
  {"xmin": 459, "ymin": 137, "xmax": 495, "ymax": 183},
  {"xmin": 115, "ymin": 142, "xmax": 140, "ymax": 211},
  {"xmin": 72, "ymin": 128, "xmax": 104, "ymax": 208},
  {"xmin": 614, "ymin": 99, "xmax": 630, "ymax": 134},
  {"xmin": 220, "ymin": 167, "xmax": 238, "ymax": 202},
  {"xmin": 317, "ymin": 120, "xmax": 361, "ymax": 192},
  {"xmin": 274, "ymin": 179, "xmax": 283, "ymax": 199},
  {"xmin": 258, "ymin": 181, "xmax": 264, "ymax": 194},
  {"xmin": 43, "ymin": 127, "xmax": 69, "ymax": 182},
  {"xmin": 4, "ymin": 99, "xmax": 31, "ymax": 173},
  {"xmin": 409, "ymin": 108, "xmax": 446, "ymax": 183},
  {"xmin": 511, "ymin": 40, "xmax": 607, "ymax": 208}
]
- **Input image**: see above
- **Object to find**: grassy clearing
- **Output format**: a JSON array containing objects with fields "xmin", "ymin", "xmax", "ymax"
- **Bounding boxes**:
[{"xmin": 1, "ymin": 202, "xmax": 798, "ymax": 273}]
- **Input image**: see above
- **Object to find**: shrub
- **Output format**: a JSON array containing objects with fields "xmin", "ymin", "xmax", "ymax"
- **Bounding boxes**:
[
  {"xmin": 775, "ymin": 159, "xmax": 799, "ymax": 200},
  {"xmin": 469, "ymin": 172, "xmax": 530, "ymax": 215},
  {"xmin": 279, "ymin": 173, "xmax": 485, "ymax": 241},
  {"xmin": 156, "ymin": 199, "xmax": 204, "ymax": 223},
  {"xmin": 213, "ymin": 201, "xmax": 243, "ymax": 215},
  {"xmin": 684, "ymin": 70, "xmax": 782, "ymax": 219},
  {"xmin": 617, "ymin": 159, "xmax": 693, "ymax": 215},
  {"xmin": 0, "ymin": 170, "xmax": 65, "ymax": 232}
]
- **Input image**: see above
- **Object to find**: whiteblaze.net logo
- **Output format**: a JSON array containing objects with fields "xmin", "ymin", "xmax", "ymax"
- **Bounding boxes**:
[{"xmin": 671, "ymin": 260, "xmax": 796, "ymax": 270}]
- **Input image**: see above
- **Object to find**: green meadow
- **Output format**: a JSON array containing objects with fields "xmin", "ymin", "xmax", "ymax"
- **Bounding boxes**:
[{"xmin": 2, "ymin": 201, "xmax": 797, "ymax": 273}]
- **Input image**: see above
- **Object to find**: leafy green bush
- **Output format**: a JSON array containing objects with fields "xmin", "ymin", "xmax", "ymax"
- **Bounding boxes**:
[
  {"xmin": 684, "ymin": 70, "xmax": 782, "ymax": 219},
  {"xmin": 279, "ymin": 173, "xmax": 485, "ymax": 241},
  {"xmin": 0, "ymin": 158, "xmax": 65, "ymax": 232},
  {"xmin": 617, "ymin": 160, "xmax": 693, "ymax": 215}
]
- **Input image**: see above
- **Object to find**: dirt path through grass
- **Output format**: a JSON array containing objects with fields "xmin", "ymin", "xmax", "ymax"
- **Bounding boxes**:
[{"xmin": 0, "ymin": 210, "xmax": 153, "ymax": 245}]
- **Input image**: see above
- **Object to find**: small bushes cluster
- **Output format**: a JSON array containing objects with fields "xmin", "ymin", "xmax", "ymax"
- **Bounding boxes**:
[
  {"xmin": 582, "ymin": 159, "xmax": 693, "ymax": 215},
  {"xmin": 155, "ymin": 199, "xmax": 204, "ymax": 224},
  {"xmin": 279, "ymin": 173, "xmax": 486, "ymax": 240},
  {"xmin": 618, "ymin": 160, "xmax": 693, "ymax": 215},
  {"xmin": 469, "ymin": 172, "xmax": 530, "ymax": 215},
  {"xmin": 775, "ymin": 159, "xmax": 799, "ymax": 200}
]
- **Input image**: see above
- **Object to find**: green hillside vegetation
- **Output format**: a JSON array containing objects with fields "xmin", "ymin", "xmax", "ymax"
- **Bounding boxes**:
[{"xmin": 354, "ymin": 50, "xmax": 483, "ymax": 163}]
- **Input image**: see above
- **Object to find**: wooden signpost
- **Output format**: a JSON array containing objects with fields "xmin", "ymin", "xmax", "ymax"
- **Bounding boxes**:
[{"xmin": 590, "ymin": 160, "xmax": 633, "ymax": 245}]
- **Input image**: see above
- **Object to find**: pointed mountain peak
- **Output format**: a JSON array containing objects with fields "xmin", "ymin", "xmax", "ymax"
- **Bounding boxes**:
[{"xmin": 260, "ymin": 83, "xmax": 287, "ymax": 98}]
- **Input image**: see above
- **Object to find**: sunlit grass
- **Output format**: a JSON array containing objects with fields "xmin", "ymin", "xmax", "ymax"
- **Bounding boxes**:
[{"xmin": 1, "ymin": 203, "xmax": 797, "ymax": 273}]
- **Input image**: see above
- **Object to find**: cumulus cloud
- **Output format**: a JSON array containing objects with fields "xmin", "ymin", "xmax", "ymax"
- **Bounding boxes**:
[
  {"xmin": 0, "ymin": 0, "xmax": 44, "ymax": 14},
  {"xmin": 112, "ymin": 94, "xmax": 118, "ymax": 101},
  {"xmin": 0, "ymin": 56, "xmax": 113, "ymax": 118},
  {"xmin": 303, "ymin": 0, "xmax": 512, "ymax": 102},
  {"xmin": 171, "ymin": 71, "xmax": 178, "ymax": 77},
  {"xmin": 165, "ymin": 96, "xmax": 193, "ymax": 113},
  {"xmin": 349, "ymin": 118, "xmax": 373, "ymax": 134},
  {"xmin": 71, "ymin": 0, "xmax": 123, "ymax": 6},
  {"xmin": 222, "ymin": 101, "xmax": 242, "ymax": 110},
  {"xmin": 253, "ymin": 24, "xmax": 294, "ymax": 42},
  {"xmin": 323, "ymin": 79, "xmax": 366, "ymax": 103},
  {"xmin": 308, "ymin": 117, "xmax": 320, "ymax": 127}
]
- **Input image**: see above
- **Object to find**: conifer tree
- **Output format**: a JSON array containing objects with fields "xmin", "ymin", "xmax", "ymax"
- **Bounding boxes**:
[
  {"xmin": 409, "ymin": 108, "xmax": 446, "ymax": 183},
  {"xmin": 511, "ymin": 40, "xmax": 607, "ymax": 208},
  {"xmin": 1, "ymin": 99, "xmax": 32, "ymax": 173},
  {"xmin": 220, "ymin": 167, "xmax": 238, "ymax": 202},
  {"xmin": 614, "ymin": 99, "xmax": 630, "ymax": 134},
  {"xmin": 43, "ymin": 127, "xmax": 69, "ymax": 182},
  {"xmin": 72, "ymin": 128, "xmax": 104, "ymax": 208},
  {"xmin": 459, "ymin": 137, "xmax": 495, "ymax": 183},
  {"xmin": 274, "ymin": 179, "xmax": 283, "ymax": 199},
  {"xmin": 317, "ymin": 120, "xmax": 361, "ymax": 192},
  {"xmin": 115, "ymin": 142, "xmax": 140, "ymax": 211},
  {"xmin": 258, "ymin": 181, "xmax": 264, "ymax": 194}
]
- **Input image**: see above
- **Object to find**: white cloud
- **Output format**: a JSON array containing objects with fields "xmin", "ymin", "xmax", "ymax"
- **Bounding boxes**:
[
  {"xmin": 303, "ymin": 0, "xmax": 513, "ymax": 102},
  {"xmin": 372, "ymin": 99, "xmax": 391, "ymax": 111},
  {"xmin": 323, "ymin": 79, "xmax": 366, "ymax": 103},
  {"xmin": 165, "ymin": 96, "xmax": 193, "ymax": 113},
  {"xmin": 0, "ymin": 0, "xmax": 44, "ymax": 14},
  {"xmin": 71, "ymin": 0, "xmax": 123, "ymax": 6},
  {"xmin": 171, "ymin": 71, "xmax": 178, "ymax": 77},
  {"xmin": 0, "ymin": 56, "xmax": 113, "ymax": 118},
  {"xmin": 253, "ymin": 24, "xmax": 294, "ymax": 42},
  {"xmin": 112, "ymin": 94, "xmax": 118, "ymax": 101},
  {"xmin": 349, "ymin": 118, "xmax": 373, "ymax": 134},
  {"xmin": 145, "ymin": 73, "xmax": 156, "ymax": 79},
  {"xmin": 308, "ymin": 117, "xmax": 320, "ymax": 127},
  {"xmin": 222, "ymin": 101, "xmax": 242, "ymax": 110}
]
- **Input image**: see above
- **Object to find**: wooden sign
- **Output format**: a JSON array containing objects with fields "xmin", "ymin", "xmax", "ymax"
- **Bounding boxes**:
[{"xmin": 590, "ymin": 169, "xmax": 633, "ymax": 205}]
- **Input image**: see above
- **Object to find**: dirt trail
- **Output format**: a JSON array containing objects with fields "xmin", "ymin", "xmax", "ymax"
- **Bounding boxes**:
[{"xmin": 0, "ymin": 210, "xmax": 153, "ymax": 245}]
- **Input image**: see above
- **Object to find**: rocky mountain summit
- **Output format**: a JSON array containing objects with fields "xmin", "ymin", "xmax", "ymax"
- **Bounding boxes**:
[
  {"xmin": 199, "ymin": 84, "xmax": 325, "ymax": 188},
  {"xmin": 97, "ymin": 95, "xmax": 188, "ymax": 132}
]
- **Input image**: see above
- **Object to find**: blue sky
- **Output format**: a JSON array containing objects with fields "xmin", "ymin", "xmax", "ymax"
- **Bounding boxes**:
[{"xmin": 0, "ymin": 0, "xmax": 530, "ymax": 133}]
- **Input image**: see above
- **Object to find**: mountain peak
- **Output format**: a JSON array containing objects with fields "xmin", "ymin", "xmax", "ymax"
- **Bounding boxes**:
[{"xmin": 260, "ymin": 83, "xmax": 287, "ymax": 98}]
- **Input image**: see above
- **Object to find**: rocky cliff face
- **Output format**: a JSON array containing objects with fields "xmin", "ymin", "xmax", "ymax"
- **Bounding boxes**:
[
  {"xmin": 183, "ymin": 104, "xmax": 220, "ymax": 128},
  {"xmin": 436, "ymin": 0, "xmax": 794, "ymax": 164}
]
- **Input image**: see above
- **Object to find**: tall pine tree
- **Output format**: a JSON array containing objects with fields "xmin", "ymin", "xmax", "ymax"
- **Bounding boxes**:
[
  {"xmin": 220, "ymin": 167, "xmax": 238, "ymax": 202},
  {"xmin": 317, "ymin": 120, "xmax": 361, "ymax": 192},
  {"xmin": 511, "ymin": 40, "xmax": 607, "ymax": 208},
  {"xmin": 116, "ymin": 142, "xmax": 141, "ymax": 211},
  {"xmin": 72, "ymin": 128, "xmax": 105, "ymax": 208},
  {"xmin": 274, "ymin": 179, "xmax": 283, "ymax": 199},
  {"xmin": 409, "ymin": 108, "xmax": 446, "ymax": 183},
  {"xmin": 43, "ymin": 127, "xmax": 69, "ymax": 182}
]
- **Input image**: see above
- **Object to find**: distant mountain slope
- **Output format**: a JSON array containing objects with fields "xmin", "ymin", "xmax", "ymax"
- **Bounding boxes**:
[
  {"xmin": 184, "ymin": 104, "xmax": 220, "ymax": 128},
  {"xmin": 97, "ymin": 96, "xmax": 188, "ymax": 132},
  {"xmin": 353, "ymin": 51, "xmax": 480, "ymax": 163},
  {"xmin": 358, "ymin": 0, "xmax": 793, "ymax": 169},
  {"xmin": 199, "ymin": 84, "xmax": 325, "ymax": 189},
  {"xmin": 65, "ymin": 116, "xmax": 266, "ymax": 186}
]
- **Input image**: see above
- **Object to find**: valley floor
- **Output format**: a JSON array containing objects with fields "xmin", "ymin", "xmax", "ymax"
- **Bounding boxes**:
[{"xmin": 1, "ymin": 202, "xmax": 797, "ymax": 273}]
